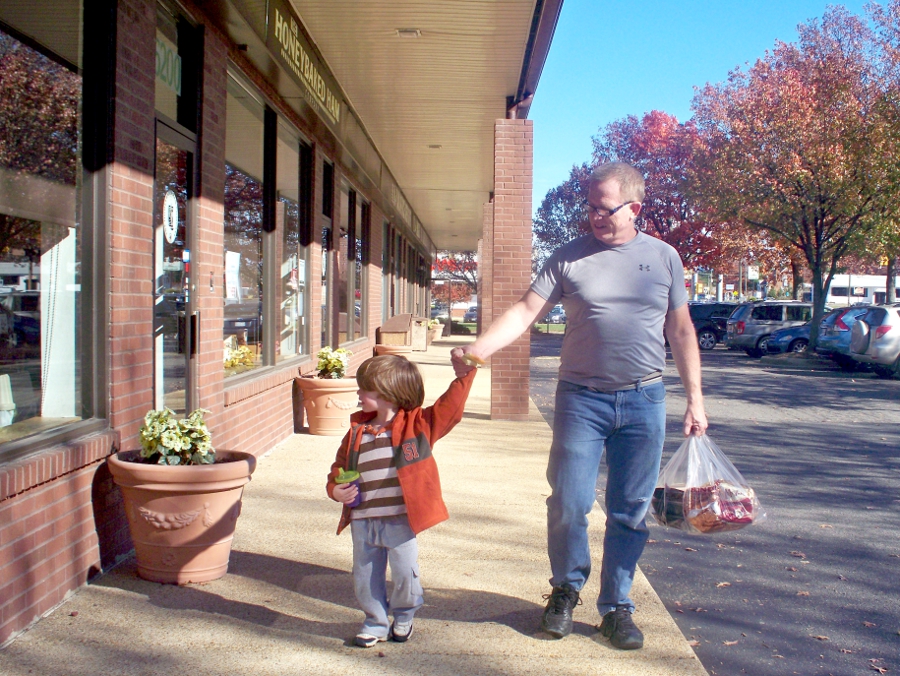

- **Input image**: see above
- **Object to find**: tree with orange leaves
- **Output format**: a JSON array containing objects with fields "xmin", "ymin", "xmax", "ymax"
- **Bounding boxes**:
[{"xmin": 691, "ymin": 6, "xmax": 898, "ymax": 346}]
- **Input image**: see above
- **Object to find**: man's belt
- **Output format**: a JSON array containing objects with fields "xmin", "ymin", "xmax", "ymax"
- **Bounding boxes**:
[{"xmin": 588, "ymin": 371, "xmax": 664, "ymax": 393}]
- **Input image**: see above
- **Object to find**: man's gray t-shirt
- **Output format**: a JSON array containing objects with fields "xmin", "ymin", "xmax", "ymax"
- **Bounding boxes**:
[{"xmin": 531, "ymin": 232, "xmax": 688, "ymax": 391}]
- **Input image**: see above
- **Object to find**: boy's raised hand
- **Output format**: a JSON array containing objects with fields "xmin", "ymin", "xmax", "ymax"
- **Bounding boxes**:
[
  {"xmin": 332, "ymin": 482, "xmax": 359, "ymax": 505},
  {"xmin": 450, "ymin": 347, "xmax": 481, "ymax": 377}
]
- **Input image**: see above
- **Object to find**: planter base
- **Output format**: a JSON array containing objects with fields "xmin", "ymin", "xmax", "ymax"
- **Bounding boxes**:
[
  {"xmin": 109, "ymin": 450, "xmax": 256, "ymax": 584},
  {"xmin": 295, "ymin": 376, "xmax": 358, "ymax": 436}
]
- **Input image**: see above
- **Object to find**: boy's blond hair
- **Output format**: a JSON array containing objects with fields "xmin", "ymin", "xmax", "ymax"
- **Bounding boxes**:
[{"xmin": 355, "ymin": 355, "xmax": 425, "ymax": 411}]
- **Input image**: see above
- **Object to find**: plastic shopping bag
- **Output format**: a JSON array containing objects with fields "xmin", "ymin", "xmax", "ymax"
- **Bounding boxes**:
[{"xmin": 651, "ymin": 434, "xmax": 765, "ymax": 534}]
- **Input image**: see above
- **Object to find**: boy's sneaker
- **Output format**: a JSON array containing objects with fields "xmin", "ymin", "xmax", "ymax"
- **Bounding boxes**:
[
  {"xmin": 597, "ymin": 606, "xmax": 644, "ymax": 650},
  {"xmin": 540, "ymin": 583, "xmax": 581, "ymax": 638},
  {"xmin": 390, "ymin": 621, "xmax": 413, "ymax": 643},
  {"xmin": 354, "ymin": 633, "xmax": 387, "ymax": 648}
]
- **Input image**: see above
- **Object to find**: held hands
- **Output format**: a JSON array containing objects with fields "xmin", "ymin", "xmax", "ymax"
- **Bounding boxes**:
[
  {"xmin": 450, "ymin": 346, "xmax": 484, "ymax": 377},
  {"xmin": 332, "ymin": 482, "xmax": 359, "ymax": 505}
]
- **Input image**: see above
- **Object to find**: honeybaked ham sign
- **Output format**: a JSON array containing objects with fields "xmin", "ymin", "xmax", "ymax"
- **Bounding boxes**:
[{"xmin": 267, "ymin": 0, "xmax": 341, "ymax": 127}]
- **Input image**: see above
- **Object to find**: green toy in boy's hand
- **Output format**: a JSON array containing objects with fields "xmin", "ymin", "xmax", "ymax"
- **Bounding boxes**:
[
  {"xmin": 335, "ymin": 469, "xmax": 360, "ymax": 484},
  {"xmin": 335, "ymin": 469, "xmax": 361, "ymax": 507}
]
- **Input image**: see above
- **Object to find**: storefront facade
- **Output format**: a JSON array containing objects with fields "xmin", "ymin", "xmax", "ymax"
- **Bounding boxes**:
[{"xmin": 0, "ymin": 0, "xmax": 559, "ymax": 644}]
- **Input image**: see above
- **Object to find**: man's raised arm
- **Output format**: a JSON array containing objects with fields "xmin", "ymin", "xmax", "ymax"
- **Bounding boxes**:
[{"xmin": 451, "ymin": 290, "xmax": 552, "ymax": 367}]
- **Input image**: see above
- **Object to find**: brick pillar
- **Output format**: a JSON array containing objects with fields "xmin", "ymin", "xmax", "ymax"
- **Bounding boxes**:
[
  {"xmin": 479, "ymin": 201, "xmax": 493, "ymax": 337},
  {"xmin": 490, "ymin": 119, "xmax": 532, "ymax": 420}
]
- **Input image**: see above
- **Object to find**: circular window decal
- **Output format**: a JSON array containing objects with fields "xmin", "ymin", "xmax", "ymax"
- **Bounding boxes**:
[{"xmin": 163, "ymin": 190, "xmax": 179, "ymax": 244}]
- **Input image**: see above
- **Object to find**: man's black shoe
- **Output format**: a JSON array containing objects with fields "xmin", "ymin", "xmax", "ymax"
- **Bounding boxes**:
[
  {"xmin": 540, "ymin": 584, "xmax": 581, "ymax": 638},
  {"xmin": 598, "ymin": 606, "xmax": 644, "ymax": 650}
]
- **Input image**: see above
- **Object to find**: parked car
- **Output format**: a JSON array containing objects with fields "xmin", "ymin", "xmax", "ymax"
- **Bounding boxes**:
[
  {"xmin": 542, "ymin": 304, "xmax": 566, "ymax": 324},
  {"xmin": 688, "ymin": 301, "xmax": 738, "ymax": 350},
  {"xmin": 848, "ymin": 303, "xmax": 900, "ymax": 378},
  {"xmin": 463, "ymin": 306, "xmax": 478, "ymax": 322},
  {"xmin": 430, "ymin": 305, "xmax": 449, "ymax": 320},
  {"xmin": 765, "ymin": 322, "xmax": 811, "ymax": 354},
  {"xmin": 725, "ymin": 300, "xmax": 818, "ymax": 358},
  {"xmin": 0, "ymin": 290, "xmax": 40, "ymax": 347},
  {"xmin": 816, "ymin": 305, "xmax": 871, "ymax": 370}
]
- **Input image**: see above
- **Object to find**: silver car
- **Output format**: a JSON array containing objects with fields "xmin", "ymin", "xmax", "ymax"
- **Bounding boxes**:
[
  {"xmin": 725, "ymin": 301, "xmax": 815, "ymax": 358},
  {"xmin": 849, "ymin": 303, "xmax": 900, "ymax": 379}
]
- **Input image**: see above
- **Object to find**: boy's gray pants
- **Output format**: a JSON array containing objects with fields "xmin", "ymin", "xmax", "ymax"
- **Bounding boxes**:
[{"xmin": 350, "ymin": 515, "xmax": 424, "ymax": 637}]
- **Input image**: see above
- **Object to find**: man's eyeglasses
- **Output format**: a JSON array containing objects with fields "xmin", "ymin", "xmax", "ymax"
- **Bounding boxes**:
[{"xmin": 582, "ymin": 201, "xmax": 635, "ymax": 218}]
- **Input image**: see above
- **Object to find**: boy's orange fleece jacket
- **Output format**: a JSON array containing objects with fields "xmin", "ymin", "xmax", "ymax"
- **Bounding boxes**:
[{"xmin": 327, "ymin": 369, "xmax": 476, "ymax": 535}]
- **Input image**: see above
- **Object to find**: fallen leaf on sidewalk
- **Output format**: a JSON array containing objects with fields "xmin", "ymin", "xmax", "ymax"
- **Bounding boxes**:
[
  {"xmin": 688, "ymin": 640, "xmax": 700, "ymax": 647},
  {"xmin": 716, "ymin": 582, "xmax": 731, "ymax": 588},
  {"xmin": 820, "ymin": 524, "xmax": 833, "ymax": 528},
  {"xmin": 811, "ymin": 635, "xmax": 829, "ymax": 641},
  {"xmin": 840, "ymin": 649, "xmax": 854, "ymax": 654},
  {"xmin": 863, "ymin": 621, "xmax": 877, "ymax": 627},
  {"xmin": 723, "ymin": 640, "xmax": 739, "ymax": 646},
  {"xmin": 797, "ymin": 591, "xmax": 810, "ymax": 596},
  {"xmin": 791, "ymin": 551, "xmax": 806, "ymax": 558},
  {"xmin": 685, "ymin": 547, "xmax": 697, "ymax": 552},
  {"xmin": 869, "ymin": 666, "xmax": 887, "ymax": 674},
  {"xmin": 786, "ymin": 566, "xmax": 798, "ymax": 571}
]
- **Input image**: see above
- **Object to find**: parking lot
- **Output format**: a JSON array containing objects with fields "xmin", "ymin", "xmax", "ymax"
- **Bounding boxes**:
[{"xmin": 531, "ymin": 334, "xmax": 900, "ymax": 676}]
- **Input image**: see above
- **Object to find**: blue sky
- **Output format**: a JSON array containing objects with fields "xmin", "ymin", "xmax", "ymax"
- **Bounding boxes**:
[{"xmin": 528, "ymin": 0, "xmax": 870, "ymax": 214}]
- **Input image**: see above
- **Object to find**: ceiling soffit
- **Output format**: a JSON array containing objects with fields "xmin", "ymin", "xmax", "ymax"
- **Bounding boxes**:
[{"xmin": 287, "ymin": 0, "xmax": 539, "ymax": 251}]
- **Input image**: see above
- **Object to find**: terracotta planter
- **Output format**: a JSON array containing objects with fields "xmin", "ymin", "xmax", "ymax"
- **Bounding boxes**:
[
  {"xmin": 295, "ymin": 376, "xmax": 358, "ymax": 436},
  {"xmin": 108, "ymin": 450, "xmax": 256, "ymax": 584},
  {"xmin": 374, "ymin": 344, "xmax": 413, "ymax": 357},
  {"xmin": 427, "ymin": 327, "xmax": 442, "ymax": 345}
]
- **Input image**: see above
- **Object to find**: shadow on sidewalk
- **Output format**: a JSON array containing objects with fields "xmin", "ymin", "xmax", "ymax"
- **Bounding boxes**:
[{"xmin": 89, "ymin": 550, "xmax": 560, "ymax": 640}]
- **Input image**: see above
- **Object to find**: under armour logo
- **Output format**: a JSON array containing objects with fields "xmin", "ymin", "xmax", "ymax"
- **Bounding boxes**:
[{"xmin": 639, "ymin": 264, "xmax": 650, "ymax": 271}]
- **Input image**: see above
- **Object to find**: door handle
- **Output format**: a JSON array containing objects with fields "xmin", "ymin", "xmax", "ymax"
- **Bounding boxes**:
[{"xmin": 190, "ymin": 312, "xmax": 199, "ymax": 356}]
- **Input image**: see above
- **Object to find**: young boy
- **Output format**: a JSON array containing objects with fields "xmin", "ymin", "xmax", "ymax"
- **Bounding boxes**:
[{"xmin": 327, "ymin": 354, "xmax": 476, "ymax": 648}]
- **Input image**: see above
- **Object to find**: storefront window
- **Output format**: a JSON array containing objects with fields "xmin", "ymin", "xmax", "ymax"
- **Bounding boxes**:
[
  {"xmin": 337, "ymin": 185, "xmax": 369, "ymax": 344},
  {"xmin": 224, "ymin": 73, "xmax": 264, "ymax": 377},
  {"xmin": 275, "ymin": 121, "xmax": 309, "ymax": 362},
  {"xmin": 321, "ymin": 161, "xmax": 333, "ymax": 347},
  {"xmin": 0, "ymin": 13, "xmax": 84, "ymax": 444}
]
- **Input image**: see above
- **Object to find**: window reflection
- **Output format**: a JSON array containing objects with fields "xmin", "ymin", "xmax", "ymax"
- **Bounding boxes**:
[
  {"xmin": 276, "ymin": 122, "xmax": 309, "ymax": 362},
  {"xmin": 223, "ymin": 74, "xmax": 265, "ymax": 376},
  {"xmin": 0, "ymin": 28, "xmax": 83, "ymax": 443}
]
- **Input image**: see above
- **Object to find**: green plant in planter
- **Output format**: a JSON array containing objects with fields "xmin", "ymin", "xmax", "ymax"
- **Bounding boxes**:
[
  {"xmin": 427, "ymin": 318, "xmax": 441, "ymax": 330},
  {"xmin": 316, "ymin": 346, "xmax": 352, "ymax": 379},
  {"xmin": 138, "ymin": 408, "xmax": 215, "ymax": 465}
]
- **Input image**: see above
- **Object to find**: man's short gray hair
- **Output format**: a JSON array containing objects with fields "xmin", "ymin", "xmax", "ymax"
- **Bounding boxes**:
[{"xmin": 590, "ymin": 163, "xmax": 645, "ymax": 203}]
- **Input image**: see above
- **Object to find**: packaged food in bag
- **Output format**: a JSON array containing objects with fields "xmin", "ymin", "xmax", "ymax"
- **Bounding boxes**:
[{"xmin": 651, "ymin": 434, "xmax": 765, "ymax": 534}]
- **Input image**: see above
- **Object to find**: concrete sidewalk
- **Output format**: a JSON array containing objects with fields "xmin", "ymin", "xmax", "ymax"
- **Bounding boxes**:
[{"xmin": 0, "ymin": 338, "xmax": 706, "ymax": 676}]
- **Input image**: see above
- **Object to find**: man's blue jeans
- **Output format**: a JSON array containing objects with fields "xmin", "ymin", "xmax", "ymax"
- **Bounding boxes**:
[{"xmin": 547, "ymin": 379, "xmax": 666, "ymax": 615}]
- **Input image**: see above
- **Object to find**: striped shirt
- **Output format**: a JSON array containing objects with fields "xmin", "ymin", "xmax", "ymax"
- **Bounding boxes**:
[{"xmin": 350, "ymin": 431, "xmax": 406, "ymax": 520}]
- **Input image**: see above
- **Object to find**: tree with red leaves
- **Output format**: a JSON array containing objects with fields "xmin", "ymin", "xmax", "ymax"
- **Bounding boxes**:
[
  {"xmin": 691, "ymin": 6, "xmax": 898, "ymax": 345},
  {"xmin": 431, "ymin": 251, "xmax": 478, "ymax": 308},
  {"xmin": 592, "ymin": 111, "xmax": 722, "ymax": 271}
]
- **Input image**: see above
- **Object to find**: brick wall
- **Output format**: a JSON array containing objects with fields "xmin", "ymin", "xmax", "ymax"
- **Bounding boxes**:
[
  {"xmin": 490, "ymin": 119, "xmax": 533, "ymax": 420},
  {"xmin": 108, "ymin": 0, "xmax": 156, "ymax": 449},
  {"xmin": 0, "ymin": 431, "xmax": 120, "ymax": 646},
  {"xmin": 480, "ymin": 201, "xmax": 494, "ymax": 338}
]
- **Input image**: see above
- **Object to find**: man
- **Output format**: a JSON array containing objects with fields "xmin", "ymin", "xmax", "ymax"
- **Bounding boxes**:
[{"xmin": 451, "ymin": 162, "xmax": 707, "ymax": 650}]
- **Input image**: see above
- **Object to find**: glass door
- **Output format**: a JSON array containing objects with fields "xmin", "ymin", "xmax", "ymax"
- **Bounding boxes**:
[{"xmin": 153, "ymin": 125, "xmax": 195, "ymax": 413}]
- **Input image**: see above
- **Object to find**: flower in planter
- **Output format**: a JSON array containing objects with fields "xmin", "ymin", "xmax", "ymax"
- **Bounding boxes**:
[
  {"xmin": 427, "ymin": 319, "xmax": 441, "ymax": 330},
  {"xmin": 139, "ymin": 408, "xmax": 215, "ymax": 465},
  {"xmin": 316, "ymin": 346, "xmax": 352, "ymax": 379}
]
